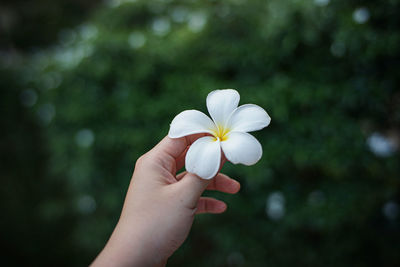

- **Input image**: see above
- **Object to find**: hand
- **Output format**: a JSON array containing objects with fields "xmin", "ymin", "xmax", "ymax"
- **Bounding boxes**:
[{"xmin": 92, "ymin": 134, "xmax": 241, "ymax": 266}]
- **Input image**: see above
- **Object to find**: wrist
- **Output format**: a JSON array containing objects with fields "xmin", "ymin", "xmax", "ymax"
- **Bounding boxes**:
[{"xmin": 92, "ymin": 220, "xmax": 168, "ymax": 267}]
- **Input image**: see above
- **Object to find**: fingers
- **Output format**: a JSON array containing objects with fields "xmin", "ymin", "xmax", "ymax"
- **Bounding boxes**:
[
  {"xmin": 174, "ymin": 145, "xmax": 225, "ymax": 197},
  {"xmin": 145, "ymin": 134, "xmax": 208, "ymax": 176},
  {"xmin": 176, "ymin": 172, "xmax": 211, "ymax": 206},
  {"xmin": 175, "ymin": 134, "xmax": 210, "ymax": 171},
  {"xmin": 196, "ymin": 197, "xmax": 227, "ymax": 214},
  {"xmin": 151, "ymin": 134, "xmax": 207, "ymax": 160},
  {"xmin": 175, "ymin": 147, "xmax": 189, "ymax": 173},
  {"xmin": 175, "ymin": 171, "xmax": 187, "ymax": 181},
  {"xmin": 206, "ymin": 173, "xmax": 241, "ymax": 194},
  {"xmin": 176, "ymin": 172, "xmax": 240, "ymax": 194}
]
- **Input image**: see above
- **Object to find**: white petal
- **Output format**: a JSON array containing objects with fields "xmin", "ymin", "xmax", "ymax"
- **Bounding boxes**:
[
  {"xmin": 228, "ymin": 104, "xmax": 271, "ymax": 133},
  {"xmin": 185, "ymin": 136, "xmax": 221, "ymax": 179},
  {"xmin": 221, "ymin": 132, "xmax": 262, "ymax": 165},
  {"xmin": 206, "ymin": 89, "xmax": 240, "ymax": 128},
  {"xmin": 168, "ymin": 110, "xmax": 216, "ymax": 138}
]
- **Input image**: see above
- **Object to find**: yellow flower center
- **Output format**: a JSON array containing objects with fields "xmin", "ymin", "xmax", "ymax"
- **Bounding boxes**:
[{"xmin": 212, "ymin": 125, "xmax": 230, "ymax": 142}]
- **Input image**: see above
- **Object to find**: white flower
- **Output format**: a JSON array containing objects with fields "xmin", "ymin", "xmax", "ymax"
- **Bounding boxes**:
[{"xmin": 168, "ymin": 89, "xmax": 271, "ymax": 179}]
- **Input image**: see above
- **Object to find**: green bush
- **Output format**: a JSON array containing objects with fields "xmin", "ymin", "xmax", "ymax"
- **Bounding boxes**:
[{"xmin": 3, "ymin": 0, "xmax": 400, "ymax": 266}]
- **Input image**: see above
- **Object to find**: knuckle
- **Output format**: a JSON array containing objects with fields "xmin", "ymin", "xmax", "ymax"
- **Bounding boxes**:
[{"xmin": 135, "ymin": 153, "xmax": 149, "ymax": 168}]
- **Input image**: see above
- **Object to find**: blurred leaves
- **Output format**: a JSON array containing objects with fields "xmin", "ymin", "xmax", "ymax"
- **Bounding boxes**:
[{"xmin": 1, "ymin": 0, "xmax": 400, "ymax": 266}]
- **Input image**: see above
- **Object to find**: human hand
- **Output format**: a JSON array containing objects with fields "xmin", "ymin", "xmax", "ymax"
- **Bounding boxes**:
[{"xmin": 92, "ymin": 134, "xmax": 241, "ymax": 266}]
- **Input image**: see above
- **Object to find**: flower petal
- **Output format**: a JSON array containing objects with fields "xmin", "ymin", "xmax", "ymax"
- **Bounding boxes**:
[
  {"xmin": 206, "ymin": 89, "xmax": 240, "ymax": 127},
  {"xmin": 185, "ymin": 136, "xmax": 221, "ymax": 179},
  {"xmin": 221, "ymin": 132, "xmax": 262, "ymax": 165},
  {"xmin": 168, "ymin": 110, "xmax": 216, "ymax": 138},
  {"xmin": 228, "ymin": 104, "xmax": 271, "ymax": 132}
]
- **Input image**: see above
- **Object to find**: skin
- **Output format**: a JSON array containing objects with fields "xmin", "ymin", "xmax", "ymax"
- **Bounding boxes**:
[{"xmin": 91, "ymin": 134, "xmax": 241, "ymax": 266}]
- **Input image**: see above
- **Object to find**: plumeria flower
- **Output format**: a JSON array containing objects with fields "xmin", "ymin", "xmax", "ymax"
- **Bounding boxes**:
[{"xmin": 168, "ymin": 89, "xmax": 271, "ymax": 179}]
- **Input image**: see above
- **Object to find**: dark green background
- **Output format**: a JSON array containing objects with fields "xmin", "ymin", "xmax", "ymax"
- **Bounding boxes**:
[{"xmin": 1, "ymin": 0, "xmax": 399, "ymax": 266}]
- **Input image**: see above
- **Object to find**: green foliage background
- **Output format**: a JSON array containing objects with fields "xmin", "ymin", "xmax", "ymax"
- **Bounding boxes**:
[{"xmin": 1, "ymin": 0, "xmax": 400, "ymax": 266}]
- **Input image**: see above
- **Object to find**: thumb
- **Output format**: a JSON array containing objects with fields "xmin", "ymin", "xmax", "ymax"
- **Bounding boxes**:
[
  {"xmin": 175, "ymin": 157, "xmax": 226, "ymax": 208},
  {"xmin": 176, "ymin": 172, "xmax": 210, "ymax": 208}
]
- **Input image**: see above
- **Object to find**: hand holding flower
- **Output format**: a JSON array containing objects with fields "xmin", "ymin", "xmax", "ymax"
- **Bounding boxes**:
[
  {"xmin": 92, "ymin": 89, "xmax": 270, "ymax": 266},
  {"xmin": 92, "ymin": 134, "xmax": 240, "ymax": 267}
]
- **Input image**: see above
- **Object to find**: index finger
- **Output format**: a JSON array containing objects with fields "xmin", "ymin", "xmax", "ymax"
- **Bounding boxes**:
[{"xmin": 150, "ymin": 133, "xmax": 207, "ymax": 159}]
